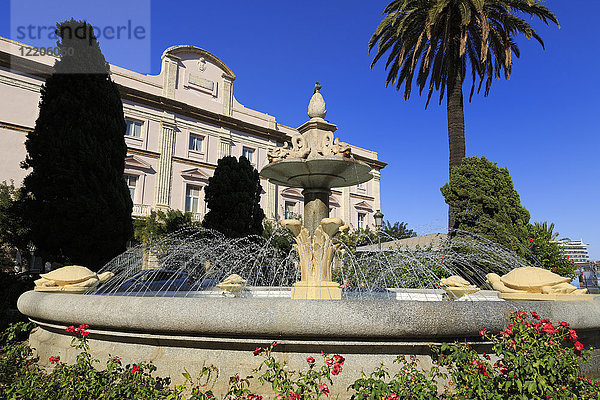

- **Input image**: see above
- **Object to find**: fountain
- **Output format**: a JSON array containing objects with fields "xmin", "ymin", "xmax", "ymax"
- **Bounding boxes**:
[
  {"xmin": 261, "ymin": 82, "xmax": 373, "ymax": 300},
  {"xmin": 16, "ymin": 85, "xmax": 600, "ymax": 397}
]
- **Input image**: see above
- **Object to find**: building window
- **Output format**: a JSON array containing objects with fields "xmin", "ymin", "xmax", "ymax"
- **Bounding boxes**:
[
  {"xmin": 125, "ymin": 119, "xmax": 143, "ymax": 138},
  {"xmin": 357, "ymin": 213, "xmax": 365, "ymax": 230},
  {"xmin": 242, "ymin": 148, "xmax": 255, "ymax": 164},
  {"xmin": 185, "ymin": 186, "xmax": 202, "ymax": 214},
  {"xmin": 189, "ymin": 134, "xmax": 204, "ymax": 152},
  {"xmin": 124, "ymin": 175, "xmax": 137, "ymax": 202},
  {"xmin": 285, "ymin": 202, "xmax": 296, "ymax": 219}
]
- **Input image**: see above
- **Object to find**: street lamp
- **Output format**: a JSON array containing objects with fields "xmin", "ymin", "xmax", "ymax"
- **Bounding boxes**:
[
  {"xmin": 373, "ymin": 210, "xmax": 384, "ymax": 251},
  {"xmin": 373, "ymin": 210, "xmax": 384, "ymax": 231}
]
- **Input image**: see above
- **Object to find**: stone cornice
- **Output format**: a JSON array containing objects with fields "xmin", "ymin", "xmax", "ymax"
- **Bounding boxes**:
[
  {"xmin": 297, "ymin": 118, "xmax": 337, "ymax": 134},
  {"xmin": 116, "ymin": 84, "xmax": 289, "ymax": 144},
  {"xmin": 0, "ymin": 121, "xmax": 33, "ymax": 133},
  {"xmin": 162, "ymin": 45, "xmax": 236, "ymax": 81},
  {"xmin": 350, "ymin": 193, "xmax": 375, "ymax": 201},
  {"xmin": 172, "ymin": 156, "xmax": 216, "ymax": 170},
  {"xmin": 0, "ymin": 49, "xmax": 387, "ymax": 170},
  {"xmin": 126, "ymin": 147, "xmax": 159, "ymax": 159}
]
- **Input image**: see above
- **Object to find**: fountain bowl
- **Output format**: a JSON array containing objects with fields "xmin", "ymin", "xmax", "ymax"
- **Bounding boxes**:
[
  {"xmin": 260, "ymin": 156, "xmax": 373, "ymax": 188},
  {"xmin": 18, "ymin": 290, "xmax": 600, "ymax": 397}
]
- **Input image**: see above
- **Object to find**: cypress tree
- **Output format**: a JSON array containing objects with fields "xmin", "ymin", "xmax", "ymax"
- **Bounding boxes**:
[
  {"xmin": 21, "ymin": 19, "xmax": 133, "ymax": 270},
  {"xmin": 202, "ymin": 156, "xmax": 265, "ymax": 238}
]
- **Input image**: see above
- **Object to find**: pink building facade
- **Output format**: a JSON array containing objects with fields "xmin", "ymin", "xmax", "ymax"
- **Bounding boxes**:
[{"xmin": 0, "ymin": 37, "xmax": 385, "ymax": 230}]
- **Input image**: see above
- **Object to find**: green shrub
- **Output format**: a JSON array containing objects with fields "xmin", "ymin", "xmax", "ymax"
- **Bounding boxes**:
[
  {"xmin": 0, "ymin": 272, "xmax": 36, "ymax": 332},
  {"xmin": 526, "ymin": 223, "xmax": 575, "ymax": 277},
  {"xmin": 2, "ymin": 323, "xmax": 175, "ymax": 400},
  {"xmin": 432, "ymin": 311, "xmax": 598, "ymax": 399},
  {"xmin": 3, "ymin": 313, "xmax": 600, "ymax": 399},
  {"xmin": 254, "ymin": 342, "xmax": 343, "ymax": 399},
  {"xmin": 349, "ymin": 356, "xmax": 442, "ymax": 400},
  {"xmin": 351, "ymin": 312, "xmax": 600, "ymax": 399},
  {"xmin": 0, "ymin": 321, "xmax": 37, "ymax": 394},
  {"xmin": 0, "ymin": 324, "xmax": 343, "ymax": 400}
]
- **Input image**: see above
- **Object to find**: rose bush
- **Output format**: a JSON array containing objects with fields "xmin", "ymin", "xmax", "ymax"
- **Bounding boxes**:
[
  {"xmin": 253, "ymin": 342, "xmax": 343, "ymax": 399},
  {"xmin": 2, "ymin": 312, "xmax": 600, "ymax": 399},
  {"xmin": 432, "ymin": 311, "xmax": 599, "ymax": 399},
  {"xmin": 348, "ymin": 355, "xmax": 442, "ymax": 400}
]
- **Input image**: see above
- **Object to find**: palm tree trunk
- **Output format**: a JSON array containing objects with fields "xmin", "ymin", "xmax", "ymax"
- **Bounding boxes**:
[{"xmin": 446, "ymin": 72, "xmax": 465, "ymax": 231}]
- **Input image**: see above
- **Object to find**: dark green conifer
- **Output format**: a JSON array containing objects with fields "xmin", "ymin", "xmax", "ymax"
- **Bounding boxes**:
[
  {"xmin": 441, "ymin": 156, "xmax": 530, "ymax": 256},
  {"xmin": 21, "ymin": 19, "xmax": 132, "ymax": 270},
  {"xmin": 203, "ymin": 156, "xmax": 265, "ymax": 238}
]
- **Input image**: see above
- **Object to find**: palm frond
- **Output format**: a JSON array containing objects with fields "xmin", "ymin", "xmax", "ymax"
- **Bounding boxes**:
[{"xmin": 369, "ymin": 0, "xmax": 558, "ymax": 104}]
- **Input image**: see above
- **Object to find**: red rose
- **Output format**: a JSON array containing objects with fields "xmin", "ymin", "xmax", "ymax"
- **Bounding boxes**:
[
  {"xmin": 306, "ymin": 356, "xmax": 315, "ymax": 364},
  {"xmin": 479, "ymin": 329, "xmax": 486, "ymax": 337},
  {"xmin": 331, "ymin": 363, "xmax": 343, "ymax": 375},
  {"xmin": 333, "ymin": 354, "xmax": 345, "ymax": 365},
  {"xmin": 130, "ymin": 365, "xmax": 141, "ymax": 373},
  {"xmin": 76, "ymin": 324, "xmax": 89, "ymax": 331},
  {"xmin": 66, "ymin": 325, "xmax": 76, "ymax": 332},
  {"xmin": 542, "ymin": 323, "xmax": 556, "ymax": 335},
  {"xmin": 574, "ymin": 341, "xmax": 584, "ymax": 351},
  {"xmin": 325, "ymin": 357, "xmax": 333, "ymax": 366},
  {"xmin": 387, "ymin": 394, "xmax": 399, "ymax": 400},
  {"xmin": 531, "ymin": 312, "xmax": 540, "ymax": 320},
  {"xmin": 559, "ymin": 321, "xmax": 569, "ymax": 327},
  {"xmin": 80, "ymin": 331, "xmax": 89, "ymax": 336},
  {"xmin": 319, "ymin": 383, "xmax": 330, "ymax": 395},
  {"xmin": 567, "ymin": 329, "xmax": 578, "ymax": 343},
  {"xmin": 529, "ymin": 238, "xmax": 534, "ymax": 242},
  {"xmin": 288, "ymin": 392, "xmax": 302, "ymax": 400},
  {"xmin": 49, "ymin": 356, "xmax": 60, "ymax": 364},
  {"xmin": 253, "ymin": 347, "xmax": 263, "ymax": 356}
]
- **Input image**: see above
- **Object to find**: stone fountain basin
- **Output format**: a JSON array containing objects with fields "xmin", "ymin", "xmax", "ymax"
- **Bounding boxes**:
[
  {"xmin": 17, "ymin": 291, "xmax": 600, "ymax": 397},
  {"xmin": 260, "ymin": 156, "xmax": 373, "ymax": 188}
]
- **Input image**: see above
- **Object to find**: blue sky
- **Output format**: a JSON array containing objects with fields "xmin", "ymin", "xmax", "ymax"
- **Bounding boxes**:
[{"xmin": 2, "ymin": 1, "xmax": 599, "ymax": 259}]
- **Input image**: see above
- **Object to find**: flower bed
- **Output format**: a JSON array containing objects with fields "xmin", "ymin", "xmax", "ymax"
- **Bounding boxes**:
[{"xmin": 1, "ymin": 311, "xmax": 600, "ymax": 399}]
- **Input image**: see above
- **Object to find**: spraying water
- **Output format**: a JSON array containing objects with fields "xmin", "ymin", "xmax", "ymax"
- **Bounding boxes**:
[{"xmin": 88, "ymin": 225, "xmax": 528, "ymax": 300}]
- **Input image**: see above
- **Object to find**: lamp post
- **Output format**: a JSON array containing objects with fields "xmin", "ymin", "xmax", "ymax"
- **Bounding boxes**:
[
  {"xmin": 373, "ymin": 210, "xmax": 384, "ymax": 251},
  {"xmin": 27, "ymin": 241, "xmax": 36, "ymax": 274}
]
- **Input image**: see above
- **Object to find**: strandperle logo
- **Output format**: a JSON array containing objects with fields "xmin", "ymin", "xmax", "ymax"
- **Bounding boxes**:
[{"xmin": 14, "ymin": 20, "xmax": 147, "ymax": 42}]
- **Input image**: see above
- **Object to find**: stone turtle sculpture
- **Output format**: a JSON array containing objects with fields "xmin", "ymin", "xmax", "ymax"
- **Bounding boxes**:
[
  {"xmin": 217, "ymin": 274, "xmax": 247, "ymax": 294},
  {"xmin": 486, "ymin": 266, "xmax": 589, "ymax": 301},
  {"xmin": 440, "ymin": 275, "xmax": 480, "ymax": 298},
  {"xmin": 34, "ymin": 265, "xmax": 114, "ymax": 293}
]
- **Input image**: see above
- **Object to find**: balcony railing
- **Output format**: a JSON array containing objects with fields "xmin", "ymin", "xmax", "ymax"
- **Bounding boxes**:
[
  {"xmin": 132, "ymin": 205, "xmax": 203, "ymax": 222},
  {"xmin": 191, "ymin": 212, "xmax": 203, "ymax": 222},
  {"xmin": 132, "ymin": 204, "xmax": 152, "ymax": 218}
]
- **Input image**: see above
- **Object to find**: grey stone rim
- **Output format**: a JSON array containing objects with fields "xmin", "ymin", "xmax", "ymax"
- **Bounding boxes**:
[{"xmin": 17, "ymin": 291, "xmax": 600, "ymax": 340}]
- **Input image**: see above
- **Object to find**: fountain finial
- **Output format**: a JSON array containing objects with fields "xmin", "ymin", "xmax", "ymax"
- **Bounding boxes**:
[{"xmin": 308, "ymin": 82, "xmax": 326, "ymax": 119}]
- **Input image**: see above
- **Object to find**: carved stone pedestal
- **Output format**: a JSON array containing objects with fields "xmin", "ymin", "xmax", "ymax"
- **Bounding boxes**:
[
  {"xmin": 291, "ymin": 280, "xmax": 342, "ymax": 300},
  {"xmin": 281, "ymin": 218, "xmax": 347, "ymax": 300}
]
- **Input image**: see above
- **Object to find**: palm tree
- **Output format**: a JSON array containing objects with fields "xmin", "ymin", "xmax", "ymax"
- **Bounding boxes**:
[
  {"xmin": 369, "ymin": 0, "xmax": 558, "ymax": 228},
  {"xmin": 533, "ymin": 221, "xmax": 559, "ymax": 241}
]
